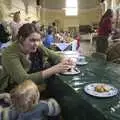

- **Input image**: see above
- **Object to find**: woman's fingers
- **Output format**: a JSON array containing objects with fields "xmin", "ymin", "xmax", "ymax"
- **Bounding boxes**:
[
  {"xmin": 62, "ymin": 58, "xmax": 74, "ymax": 65},
  {"xmin": 63, "ymin": 65, "xmax": 72, "ymax": 72}
]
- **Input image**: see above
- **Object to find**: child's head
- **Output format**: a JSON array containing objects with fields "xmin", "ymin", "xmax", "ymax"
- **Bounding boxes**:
[{"xmin": 10, "ymin": 80, "xmax": 40, "ymax": 112}]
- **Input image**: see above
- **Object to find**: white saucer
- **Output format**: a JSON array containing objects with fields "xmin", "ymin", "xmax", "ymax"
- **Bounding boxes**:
[
  {"xmin": 61, "ymin": 68, "xmax": 80, "ymax": 75},
  {"xmin": 76, "ymin": 61, "xmax": 88, "ymax": 65}
]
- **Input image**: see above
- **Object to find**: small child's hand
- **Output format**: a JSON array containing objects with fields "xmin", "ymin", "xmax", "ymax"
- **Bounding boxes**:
[
  {"xmin": 0, "ymin": 93, "xmax": 11, "ymax": 104},
  {"xmin": 47, "ymin": 98, "xmax": 61, "ymax": 116}
]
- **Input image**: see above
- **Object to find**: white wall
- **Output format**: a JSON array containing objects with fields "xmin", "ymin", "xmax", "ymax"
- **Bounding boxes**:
[{"xmin": 0, "ymin": 0, "xmax": 38, "ymax": 22}]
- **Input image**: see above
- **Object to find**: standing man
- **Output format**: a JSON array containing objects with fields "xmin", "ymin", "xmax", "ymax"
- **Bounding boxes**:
[
  {"xmin": 10, "ymin": 11, "xmax": 23, "ymax": 41},
  {"xmin": 52, "ymin": 22, "xmax": 57, "ymax": 34}
]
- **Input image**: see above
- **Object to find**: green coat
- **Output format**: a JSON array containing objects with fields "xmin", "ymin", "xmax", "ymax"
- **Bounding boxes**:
[{"xmin": 0, "ymin": 42, "xmax": 61, "ymax": 92}]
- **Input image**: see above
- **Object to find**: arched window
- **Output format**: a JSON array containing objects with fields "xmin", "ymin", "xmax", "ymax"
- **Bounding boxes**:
[
  {"xmin": 65, "ymin": 0, "xmax": 78, "ymax": 16},
  {"xmin": 111, "ymin": 0, "xmax": 116, "ymax": 9}
]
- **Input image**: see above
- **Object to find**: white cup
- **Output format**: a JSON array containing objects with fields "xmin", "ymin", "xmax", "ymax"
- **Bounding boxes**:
[{"xmin": 77, "ymin": 56, "xmax": 86, "ymax": 62}]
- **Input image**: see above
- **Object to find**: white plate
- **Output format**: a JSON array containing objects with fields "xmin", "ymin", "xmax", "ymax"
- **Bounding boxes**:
[
  {"xmin": 63, "ymin": 51, "xmax": 78, "ymax": 55},
  {"xmin": 84, "ymin": 83, "xmax": 118, "ymax": 98},
  {"xmin": 76, "ymin": 61, "xmax": 88, "ymax": 65},
  {"xmin": 77, "ymin": 56, "xmax": 85, "ymax": 59},
  {"xmin": 61, "ymin": 68, "xmax": 80, "ymax": 75}
]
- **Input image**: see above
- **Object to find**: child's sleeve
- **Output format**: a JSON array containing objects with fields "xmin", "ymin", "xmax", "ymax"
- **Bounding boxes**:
[
  {"xmin": 0, "ymin": 106, "xmax": 10, "ymax": 120},
  {"xmin": 40, "ymin": 98, "xmax": 61, "ymax": 116},
  {"xmin": 0, "ymin": 106, "xmax": 3, "ymax": 120}
]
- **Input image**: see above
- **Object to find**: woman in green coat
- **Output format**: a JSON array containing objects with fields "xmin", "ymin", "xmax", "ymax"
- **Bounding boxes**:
[{"xmin": 0, "ymin": 23, "xmax": 72, "ymax": 92}]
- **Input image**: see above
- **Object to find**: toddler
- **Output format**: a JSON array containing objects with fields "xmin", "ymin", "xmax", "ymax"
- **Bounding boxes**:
[{"xmin": 0, "ymin": 80, "xmax": 60, "ymax": 120}]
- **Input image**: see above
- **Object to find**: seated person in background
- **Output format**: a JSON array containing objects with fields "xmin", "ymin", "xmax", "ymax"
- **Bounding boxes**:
[
  {"xmin": 40, "ymin": 25, "xmax": 45, "ymax": 32},
  {"xmin": 65, "ymin": 32, "xmax": 73, "ymax": 43},
  {"xmin": 0, "ymin": 23, "xmax": 10, "ymax": 44},
  {"xmin": 106, "ymin": 42, "xmax": 120, "ymax": 63},
  {"xmin": 0, "ymin": 80, "xmax": 60, "ymax": 120},
  {"xmin": 32, "ymin": 20, "xmax": 40, "ymax": 32},
  {"xmin": 52, "ymin": 22, "xmax": 57, "ymax": 34},
  {"xmin": 0, "ymin": 23, "xmax": 72, "ymax": 93},
  {"xmin": 43, "ymin": 30, "xmax": 55, "ymax": 48},
  {"xmin": 111, "ymin": 28, "xmax": 120, "ymax": 40},
  {"xmin": 47, "ymin": 25, "xmax": 53, "ymax": 32}
]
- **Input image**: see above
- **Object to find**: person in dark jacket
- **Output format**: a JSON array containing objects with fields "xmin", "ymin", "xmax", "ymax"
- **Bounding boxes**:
[{"xmin": 0, "ymin": 24, "xmax": 10, "ymax": 44}]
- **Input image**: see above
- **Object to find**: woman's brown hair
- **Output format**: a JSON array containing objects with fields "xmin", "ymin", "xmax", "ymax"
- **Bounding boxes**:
[
  {"xmin": 17, "ymin": 23, "xmax": 40, "ymax": 43},
  {"xmin": 99, "ymin": 9, "xmax": 113, "ymax": 27}
]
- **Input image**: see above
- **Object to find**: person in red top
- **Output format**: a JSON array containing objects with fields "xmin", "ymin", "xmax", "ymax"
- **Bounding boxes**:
[
  {"xmin": 75, "ymin": 32, "xmax": 80, "ymax": 50},
  {"xmin": 96, "ymin": 9, "xmax": 113, "ymax": 53}
]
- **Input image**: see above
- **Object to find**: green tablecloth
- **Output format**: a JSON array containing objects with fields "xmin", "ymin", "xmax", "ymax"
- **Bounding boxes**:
[
  {"xmin": 59, "ymin": 57, "xmax": 120, "ymax": 120},
  {"xmin": 47, "ymin": 57, "xmax": 120, "ymax": 120}
]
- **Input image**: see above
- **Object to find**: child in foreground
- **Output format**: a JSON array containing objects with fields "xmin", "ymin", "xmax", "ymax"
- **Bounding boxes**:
[{"xmin": 0, "ymin": 80, "xmax": 61, "ymax": 120}]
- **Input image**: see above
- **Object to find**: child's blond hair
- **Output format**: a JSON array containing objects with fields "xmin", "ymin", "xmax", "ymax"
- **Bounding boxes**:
[{"xmin": 10, "ymin": 80, "xmax": 40, "ymax": 112}]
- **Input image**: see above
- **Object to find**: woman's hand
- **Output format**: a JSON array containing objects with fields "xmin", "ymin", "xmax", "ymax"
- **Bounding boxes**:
[
  {"xmin": 53, "ymin": 61, "xmax": 71, "ymax": 73},
  {"xmin": 61, "ymin": 58, "xmax": 74, "ymax": 66},
  {"xmin": 42, "ymin": 58, "xmax": 75, "ymax": 79},
  {"xmin": 54, "ymin": 58, "xmax": 77, "ymax": 73}
]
